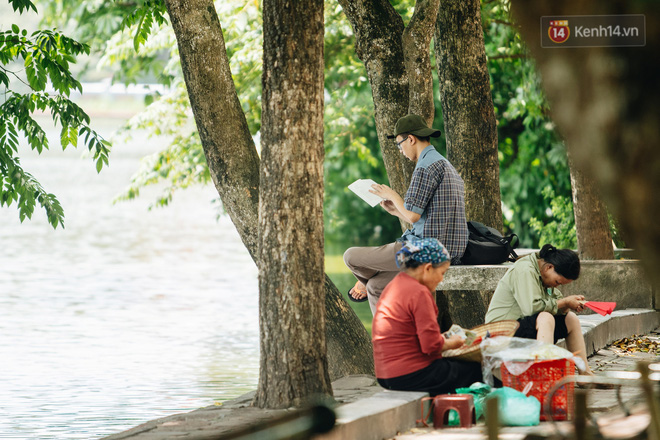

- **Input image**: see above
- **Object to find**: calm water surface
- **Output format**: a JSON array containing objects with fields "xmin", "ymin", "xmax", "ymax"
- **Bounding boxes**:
[{"xmin": 0, "ymin": 118, "xmax": 260, "ymax": 439}]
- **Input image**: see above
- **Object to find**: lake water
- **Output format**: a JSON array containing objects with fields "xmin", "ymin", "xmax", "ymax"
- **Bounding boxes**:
[{"xmin": 0, "ymin": 117, "xmax": 260, "ymax": 439}]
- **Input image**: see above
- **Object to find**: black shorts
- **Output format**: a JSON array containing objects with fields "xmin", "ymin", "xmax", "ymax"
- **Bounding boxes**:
[{"xmin": 514, "ymin": 312, "xmax": 568, "ymax": 343}]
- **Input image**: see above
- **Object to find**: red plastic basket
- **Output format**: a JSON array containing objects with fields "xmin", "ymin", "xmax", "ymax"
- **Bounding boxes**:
[{"xmin": 501, "ymin": 358, "xmax": 575, "ymax": 421}]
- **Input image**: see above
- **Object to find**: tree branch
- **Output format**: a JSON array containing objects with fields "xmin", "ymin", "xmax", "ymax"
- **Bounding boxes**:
[{"xmin": 0, "ymin": 66, "xmax": 31, "ymax": 89}]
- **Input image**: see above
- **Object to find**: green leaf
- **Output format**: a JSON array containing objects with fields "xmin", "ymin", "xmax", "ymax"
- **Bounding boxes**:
[{"xmin": 8, "ymin": 0, "xmax": 38, "ymax": 14}]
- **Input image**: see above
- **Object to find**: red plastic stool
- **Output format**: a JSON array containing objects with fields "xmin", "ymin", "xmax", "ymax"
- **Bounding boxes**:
[{"xmin": 432, "ymin": 394, "xmax": 476, "ymax": 428}]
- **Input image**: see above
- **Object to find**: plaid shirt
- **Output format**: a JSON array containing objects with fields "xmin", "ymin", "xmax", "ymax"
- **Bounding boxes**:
[{"xmin": 402, "ymin": 146, "xmax": 468, "ymax": 263}]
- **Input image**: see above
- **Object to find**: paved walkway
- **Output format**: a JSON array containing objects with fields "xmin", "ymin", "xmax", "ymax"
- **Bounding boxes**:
[
  {"xmin": 392, "ymin": 343, "xmax": 660, "ymax": 439},
  {"xmin": 102, "ymin": 310, "xmax": 660, "ymax": 440}
]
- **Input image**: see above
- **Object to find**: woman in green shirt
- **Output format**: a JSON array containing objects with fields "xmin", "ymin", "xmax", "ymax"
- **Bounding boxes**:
[{"xmin": 485, "ymin": 244, "xmax": 595, "ymax": 375}]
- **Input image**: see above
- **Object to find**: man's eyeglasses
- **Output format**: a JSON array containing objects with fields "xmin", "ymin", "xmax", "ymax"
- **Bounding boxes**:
[{"xmin": 396, "ymin": 136, "xmax": 409, "ymax": 150}]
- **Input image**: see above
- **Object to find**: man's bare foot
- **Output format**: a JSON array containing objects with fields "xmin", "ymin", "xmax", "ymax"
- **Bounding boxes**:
[{"xmin": 348, "ymin": 281, "xmax": 368, "ymax": 302}]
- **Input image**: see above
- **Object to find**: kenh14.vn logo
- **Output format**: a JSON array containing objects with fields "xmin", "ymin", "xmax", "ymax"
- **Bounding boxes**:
[
  {"xmin": 548, "ymin": 20, "xmax": 570, "ymax": 43},
  {"xmin": 541, "ymin": 15, "xmax": 645, "ymax": 48}
]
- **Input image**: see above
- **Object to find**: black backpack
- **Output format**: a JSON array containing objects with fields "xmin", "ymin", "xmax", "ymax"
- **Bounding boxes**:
[{"xmin": 461, "ymin": 221, "xmax": 519, "ymax": 265}]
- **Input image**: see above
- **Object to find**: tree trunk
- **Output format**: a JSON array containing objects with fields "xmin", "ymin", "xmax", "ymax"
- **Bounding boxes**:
[
  {"xmin": 339, "ymin": 0, "xmax": 445, "ymax": 234},
  {"xmin": 337, "ymin": 0, "xmax": 415, "ymax": 222},
  {"xmin": 403, "ymin": 0, "xmax": 441, "ymax": 124},
  {"xmin": 510, "ymin": 0, "xmax": 660, "ymax": 291},
  {"xmin": 445, "ymin": 289, "xmax": 489, "ymax": 329},
  {"xmin": 568, "ymin": 154, "xmax": 614, "ymax": 260},
  {"xmin": 435, "ymin": 0, "xmax": 503, "ymax": 230},
  {"xmin": 162, "ymin": 0, "xmax": 260, "ymax": 259},
  {"xmin": 164, "ymin": 0, "xmax": 374, "ymax": 382},
  {"xmin": 435, "ymin": 291, "xmax": 453, "ymax": 332},
  {"xmin": 435, "ymin": 0, "xmax": 502, "ymax": 325},
  {"xmin": 254, "ymin": 0, "xmax": 332, "ymax": 408}
]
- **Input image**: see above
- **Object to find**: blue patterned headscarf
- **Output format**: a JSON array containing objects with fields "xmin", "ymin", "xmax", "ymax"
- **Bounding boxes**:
[{"xmin": 395, "ymin": 237, "xmax": 451, "ymax": 268}]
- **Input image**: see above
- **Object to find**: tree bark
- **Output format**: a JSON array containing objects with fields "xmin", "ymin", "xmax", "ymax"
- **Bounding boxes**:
[
  {"xmin": 163, "ymin": 0, "xmax": 374, "ymax": 383},
  {"xmin": 435, "ymin": 0, "xmax": 502, "ymax": 325},
  {"xmin": 163, "ymin": 0, "xmax": 260, "ymax": 259},
  {"xmin": 568, "ymin": 154, "xmax": 614, "ymax": 260},
  {"xmin": 337, "ymin": 0, "xmax": 415, "ymax": 221},
  {"xmin": 445, "ymin": 289, "xmax": 489, "ymax": 329},
  {"xmin": 253, "ymin": 0, "xmax": 332, "ymax": 408},
  {"xmin": 339, "ymin": 1, "xmax": 447, "ymax": 233},
  {"xmin": 435, "ymin": 291, "xmax": 453, "ymax": 332},
  {"xmin": 510, "ymin": 0, "xmax": 660, "ymax": 290},
  {"xmin": 435, "ymin": 0, "xmax": 503, "ymax": 230},
  {"xmin": 403, "ymin": 0, "xmax": 441, "ymax": 124}
]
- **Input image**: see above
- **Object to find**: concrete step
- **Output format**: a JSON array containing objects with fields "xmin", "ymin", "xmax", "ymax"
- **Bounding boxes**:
[
  {"xmin": 575, "ymin": 309, "xmax": 660, "ymax": 356},
  {"xmin": 316, "ymin": 389, "xmax": 427, "ymax": 440}
]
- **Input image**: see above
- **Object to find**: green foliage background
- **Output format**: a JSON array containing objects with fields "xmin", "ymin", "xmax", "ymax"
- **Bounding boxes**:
[
  {"xmin": 0, "ymin": 0, "xmax": 110, "ymax": 228},
  {"xmin": 2, "ymin": 0, "xmax": 629, "ymax": 324},
  {"xmin": 7, "ymin": 0, "xmax": 624, "ymax": 251}
]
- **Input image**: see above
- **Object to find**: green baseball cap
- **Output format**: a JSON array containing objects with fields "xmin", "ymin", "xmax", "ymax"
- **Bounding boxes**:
[{"xmin": 386, "ymin": 114, "xmax": 442, "ymax": 139}]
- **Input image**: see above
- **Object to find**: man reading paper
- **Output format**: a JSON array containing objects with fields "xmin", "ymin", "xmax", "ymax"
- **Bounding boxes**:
[{"xmin": 343, "ymin": 114, "xmax": 468, "ymax": 314}]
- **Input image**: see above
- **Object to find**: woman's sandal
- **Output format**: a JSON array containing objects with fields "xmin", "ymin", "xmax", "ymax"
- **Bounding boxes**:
[{"xmin": 347, "ymin": 281, "xmax": 368, "ymax": 303}]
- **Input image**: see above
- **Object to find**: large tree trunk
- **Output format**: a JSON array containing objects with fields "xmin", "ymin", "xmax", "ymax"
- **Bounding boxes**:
[
  {"xmin": 435, "ymin": 0, "xmax": 502, "ymax": 327},
  {"xmin": 337, "ymin": 0, "xmax": 415, "ymax": 219},
  {"xmin": 435, "ymin": 0, "xmax": 503, "ymax": 230},
  {"xmin": 510, "ymin": 0, "xmax": 660, "ymax": 290},
  {"xmin": 163, "ymin": 0, "xmax": 260, "ymax": 258},
  {"xmin": 403, "ymin": 0, "xmax": 441, "ymax": 124},
  {"xmin": 339, "ymin": 0, "xmax": 443, "ymax": 232},
  {"xmin": 568, "ymin": 154, "xmax": 614, "ymax": 260},
  {"xmin": 163, "ymin": 0, "xmax": 374, "ymax": 382},
  {"xmin": 254, "ymin": 0, "xmax": 332, "ymax": 408}
]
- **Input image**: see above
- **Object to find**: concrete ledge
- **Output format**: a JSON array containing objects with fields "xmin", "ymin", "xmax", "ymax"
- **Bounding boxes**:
[
  {"xmin": 437, "ymin": 264, "xmax": 511, "ymax": 290},
  {"xmin": 557, "ymin": 309, "xmax": 660, "ymax": 356},
  {"xmin": 437, "ymin": 259, "xmax": 654, "ymax": 310},
  {"xmin": 316, "ymin": 390, "xmax": 427, "ymax": 440},
  {"xmin": 562, "ymin": 261, "xmax": 654, "ymax": 309},
  {"xmin": 578, "ymin": 309, "xmax": 660, "ymax": 356}
]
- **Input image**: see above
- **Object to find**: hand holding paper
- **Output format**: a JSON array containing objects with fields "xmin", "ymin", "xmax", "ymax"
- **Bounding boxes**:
[
  {"xmin": 348, "ymin": 179, "xmax": 385, "ymax": 207},
  {"xmin": 578, "ymin": 300, "xmax": 617, "ymax": 316}
]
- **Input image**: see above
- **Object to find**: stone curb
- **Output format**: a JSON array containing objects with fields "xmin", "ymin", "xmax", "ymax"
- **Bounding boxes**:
[
  {"xmin": 576, "ymin": 309, "xmax": 660, "ymax": 356},
  {"xmin": 316, "ymin": 390, "xmax": 428, "ymax": 440}
]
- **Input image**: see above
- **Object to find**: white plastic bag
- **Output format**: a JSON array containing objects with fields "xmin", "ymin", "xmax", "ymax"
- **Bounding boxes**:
[{"xmin": 480, "ymin": 336, "xmax": 586, "ymax": 386}]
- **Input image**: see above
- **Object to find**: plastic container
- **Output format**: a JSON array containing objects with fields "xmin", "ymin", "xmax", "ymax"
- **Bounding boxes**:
[{"xmin": 501, "ymin": 358, "xmax": 575, "ymax": 421}]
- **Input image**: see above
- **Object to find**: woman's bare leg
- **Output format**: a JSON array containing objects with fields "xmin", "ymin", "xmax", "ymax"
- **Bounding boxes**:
[
  {"xmin": 536, "ymin": 311, "xmax": 556, "ymax": 344},
  {"xmin": 564, "ymin": 311, "xmax": 594, "ymax": 374}
]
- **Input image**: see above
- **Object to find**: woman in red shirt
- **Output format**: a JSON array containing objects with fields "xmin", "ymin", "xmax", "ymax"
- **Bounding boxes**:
[{"xmin": 372, "ymin": 238, "xmax": 482, "ymax": 396}]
